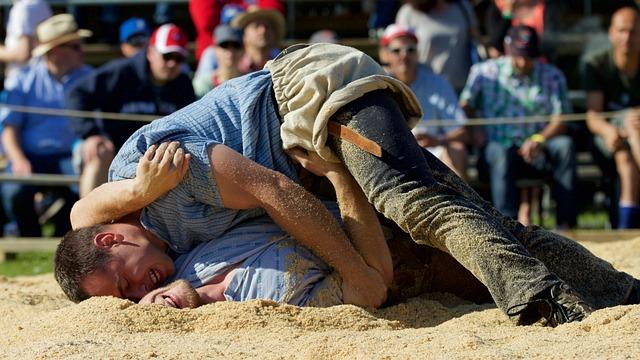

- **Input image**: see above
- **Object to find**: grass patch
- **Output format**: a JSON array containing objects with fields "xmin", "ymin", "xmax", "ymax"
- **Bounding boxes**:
[{"xmin": 0, "ymin": 252, "xmax": 54, "ymax": 277}]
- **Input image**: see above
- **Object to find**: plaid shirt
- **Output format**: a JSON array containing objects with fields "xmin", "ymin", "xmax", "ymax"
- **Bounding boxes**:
[{"xmin": 460, "ymin": 57, "xmax": 571, "ymax": 147}]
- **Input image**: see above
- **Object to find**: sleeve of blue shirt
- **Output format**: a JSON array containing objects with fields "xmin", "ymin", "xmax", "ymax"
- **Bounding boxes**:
[{"xmin": 0, "ymin": 86, "xmax": 26, "ymax": 128}]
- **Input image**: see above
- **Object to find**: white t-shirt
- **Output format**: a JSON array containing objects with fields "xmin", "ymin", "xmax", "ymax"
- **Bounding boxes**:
[
  {"xmin": 4, "ymin": 0, "xmax": 51, "ymax": 89},
  {"xmin": 395, "ymin": 1, "xmax": 477, "ymax": 91}
]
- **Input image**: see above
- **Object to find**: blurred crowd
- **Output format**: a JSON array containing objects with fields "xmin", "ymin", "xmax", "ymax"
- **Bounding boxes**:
[{"xmin": 0, "ymin": 0, "xmax": 640, "ymax": 237}]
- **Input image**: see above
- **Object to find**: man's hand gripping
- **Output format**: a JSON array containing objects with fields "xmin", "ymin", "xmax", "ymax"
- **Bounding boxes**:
[{"xmin": 133, "ymin": 141, "xmax": 191, "ymax": 203}]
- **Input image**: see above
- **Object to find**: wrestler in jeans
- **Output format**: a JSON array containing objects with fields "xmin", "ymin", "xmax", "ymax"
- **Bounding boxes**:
[{"xmin": 324, "ymin": 89, "xmax": 635, "ymax": 325}]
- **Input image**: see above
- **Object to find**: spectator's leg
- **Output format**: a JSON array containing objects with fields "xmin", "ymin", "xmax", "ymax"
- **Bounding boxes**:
[
  {"xmin": 624, "ymin": 117, "xmax": 640, "ymax": 227},
  {"xmin": 50, "ymin": 156, "xmax": 79, "ymax": 236},
  {"xmin": 48, "ymin": 187, "xmax": 77, "ymax": 236},
  {"xmin": 484, "ymin": 142, "xmax": 518, "ymax": 218},
  {"xmin": 625, "ymin": 110, "xmax": 640, "ymax": 171},
  {"xmin": 328, "ymin": 90, "xmax": 562, "ymax": 322},
  {"xmin": 544, "ymin": 136, "xmax": 578, "ymax": 228},
  {"xmin": 613, "ymin": 149, "xmax": 640, "ymax": 228},
  {"xmin": 518, "ymin": 188, "xmax": 532, "ymax": 226},
  {"xmin": 3, "ymin": 183, "xmax": 40, "ymax": 237},
  {"xmin": 79, "ymin": 141, "xmax": 115, "ymax": 198}
]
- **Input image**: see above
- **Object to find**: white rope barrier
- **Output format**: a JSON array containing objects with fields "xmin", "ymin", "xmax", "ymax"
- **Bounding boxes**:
[{"xmin": 0, "ymin": 103, "xmax": 628, "ymax": 127}]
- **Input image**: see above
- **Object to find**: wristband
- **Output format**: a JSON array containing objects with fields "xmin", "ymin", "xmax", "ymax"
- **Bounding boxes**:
[{"xmin": 529, "ymin": 133, "xmax": 546, "ymax": 143}]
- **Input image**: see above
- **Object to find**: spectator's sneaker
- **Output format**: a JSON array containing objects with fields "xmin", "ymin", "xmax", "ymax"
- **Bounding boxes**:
[{"xmin": 508, "ymin": 282, "xmax": 594, "ymax": 327}]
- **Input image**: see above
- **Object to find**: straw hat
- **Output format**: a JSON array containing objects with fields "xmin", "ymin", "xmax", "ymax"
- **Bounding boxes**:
[
  {"xmin": 32, "ymin": 14, "xmax": 92, "ymax": 57},
  {"xmin": 231, "ymin": 6, "xmax": 286, "ymax": 41}
]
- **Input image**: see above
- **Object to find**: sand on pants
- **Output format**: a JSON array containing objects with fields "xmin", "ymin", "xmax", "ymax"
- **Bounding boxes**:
[{"xmin": 2, "ymin": 237, "xmax": 640, "ymax": 359}]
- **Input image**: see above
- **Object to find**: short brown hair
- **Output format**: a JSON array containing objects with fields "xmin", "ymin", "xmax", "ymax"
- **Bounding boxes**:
[{"xmin": 54, "ymin": 225, "xmax": 111, "ymax": 302}]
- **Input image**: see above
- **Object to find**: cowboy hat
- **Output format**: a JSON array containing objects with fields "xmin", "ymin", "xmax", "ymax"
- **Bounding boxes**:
[
  {"xmin": 32, "ymin": 14, "xmax": 92, "ymax": 57},
  {"xmin": 231, "ymin": 6, "xmax": 286, "ymax": 41}
]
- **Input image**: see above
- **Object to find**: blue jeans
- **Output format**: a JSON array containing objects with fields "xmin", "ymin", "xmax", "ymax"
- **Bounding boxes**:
[
  {"xmin": 483, "ymin": 137, "xmax": 578, "ymax": 228},
  {"xmin": 327, "ymin": 90, "xmax": 634, "ymax": 322},
  {"xmin": 2, "ymin": 154, "xmax": 78, "ymax": 237}
]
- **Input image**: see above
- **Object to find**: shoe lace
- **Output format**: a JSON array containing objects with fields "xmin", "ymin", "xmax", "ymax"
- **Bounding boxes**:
[{"xmin": 506, "ymin": 289, "xmax": 583, "ymax": 326}]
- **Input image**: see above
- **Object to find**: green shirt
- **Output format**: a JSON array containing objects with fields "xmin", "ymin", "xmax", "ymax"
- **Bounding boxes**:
[{"xmin": 581, "ymin": 48, "xmax": 640, "ymax": 111}]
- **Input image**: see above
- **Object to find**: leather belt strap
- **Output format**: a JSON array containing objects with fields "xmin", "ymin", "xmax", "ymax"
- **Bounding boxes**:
[{"xmin": 327, "ymin": 121, "xmax": 382, "ymax": 157}]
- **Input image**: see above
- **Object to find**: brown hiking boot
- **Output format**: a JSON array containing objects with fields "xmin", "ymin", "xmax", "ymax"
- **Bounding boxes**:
[{"xmin": 507, "ymin": 282, "xmax": 594, "ymax": 327}]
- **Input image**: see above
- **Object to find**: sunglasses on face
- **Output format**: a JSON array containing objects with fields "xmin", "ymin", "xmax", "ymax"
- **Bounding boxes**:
[
  {"xmin": 162, "ymin": 52, "xmax": 186, "ymax": 63},
  {"xmin": 218, "ymin": 42, "xmax": 243, "ymax": 50},
  {"xmin": 58, "ymin": 42, "xmax": 83, "ymax": 52},
  {"xmin": 388, "ymin": 45, "xmax": 417, "ymax": 55}
]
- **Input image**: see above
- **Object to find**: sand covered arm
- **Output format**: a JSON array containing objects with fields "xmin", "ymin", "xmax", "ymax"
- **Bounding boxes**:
[
  {"xmin": 70, "ymin": 142, "xmax": 191, "ymax": 229},
  {"xmin": 328, "ymin": 166, "xmax": 393, "ymax": 286},
  {"xmin": 210, "ymin": 144, "xmax": 387, "ymax": 308},
  {"xmin": 287, "ymin": 149, "xmax": 393, "ymax": 286}
]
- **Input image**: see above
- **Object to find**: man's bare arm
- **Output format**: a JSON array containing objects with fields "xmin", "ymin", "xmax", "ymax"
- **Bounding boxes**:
[
  {"xmin": 286, "ymin": 149, "xmax": 393, "ymax": 286},
  {"xmin": 70, "ymin": 142, "xmax": 190, "ymax": 229},
  {"xmin": 210, "ymin": 144, "xmax": 387, "ymax": 307},
  {"xmin": 585, "ymin": 90, "xmax": 625, "ymax": 152},
  {"xmin": 0, "ymin": 36, "xmax": 31, "ymax": 63}
]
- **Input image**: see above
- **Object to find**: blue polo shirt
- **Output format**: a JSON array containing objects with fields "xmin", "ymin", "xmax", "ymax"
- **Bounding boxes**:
[{"xmin": 0, "ymin": 58, "xmax": 93, "ymax": 157}]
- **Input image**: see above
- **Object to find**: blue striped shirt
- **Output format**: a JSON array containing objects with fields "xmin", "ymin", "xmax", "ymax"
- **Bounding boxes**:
[
  {"xmin": 168, "ymin": 214, "xmax": 338, "ymax": 306},
  {"xmin": 109, "ymin": 70, "xmax": 298, "ymax": 254}
]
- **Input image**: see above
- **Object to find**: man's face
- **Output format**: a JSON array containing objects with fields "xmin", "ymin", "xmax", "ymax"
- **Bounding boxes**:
[
  {"xmin": 139, "ymin": 279, "xmax": 201, "ymax": 308},
  {"xmin": 147, "ymin": 46, "xmax": 184, "ymax": 84},
  {"xmin": 609, "ymin": 8, "xmax": 640, "ymax": 56},
  {"xmin": 214, "ymin": 41, "xmax": 244, "ymax": 69},
  {"xmin": 384, "ymin": 37, "xmax": 418, "ymax": 79},
  {"xmin": 509, "ymin": 54, "xmax": 534, "ymax": 76},
  {"xmin": 243, "ymin": 18, "xmax": 275, "ymax": 49},
  {"xmin": 48, "ymin": 40, "xmax": 85, "ymax": 72},
  {"xmin": 80, "ymin": 223, "xmax": 174, "ymax": 301}
]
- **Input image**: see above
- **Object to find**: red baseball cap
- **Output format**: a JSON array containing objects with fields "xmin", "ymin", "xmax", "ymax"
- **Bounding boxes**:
[
  {"xmin": 149, "ymin": 23, "xmax": 188, "ymax": 55},
  {"xmin": 380, "ymin": 24, "xmax": 418, "ymax": 47}
]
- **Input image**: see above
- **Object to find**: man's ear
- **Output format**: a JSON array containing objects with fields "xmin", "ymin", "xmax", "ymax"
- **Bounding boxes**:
[{"xmin": 93, "ymin": 232, "xmax": 121, "ymax": 249}]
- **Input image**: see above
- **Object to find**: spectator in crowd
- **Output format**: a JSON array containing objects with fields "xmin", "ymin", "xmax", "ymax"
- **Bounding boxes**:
[
  {"xmin": 379, "ymin": 24, "xmax": 470, "ymax": 179},
  {"xmin": 395, "ymin": 0, "xmax": 480, "ymax": 93},
  {"xmin": 66, "ymin": 23, "xmax": 196, "ymax": 198},
  {"xmin": 230, "ymin": 3, "xmax": 286, "ymax": 73},
  {"xmin": 192, "ymin": 26, "xmax": 245, "ymax": 98},
  {"xmin": 189, "ymin": 0, "xmax": 284, "ymax": 62},
  {"xmin": 118, "ymin": 18, "xmax": 151, "ymax": 58},
  {"xmin": 193, "ymin": 3, "xmax": 284, "ymax": 86},
  {"xmin": 460, "ymin": 25, "xmax": 577, "ymax": 229},
  {"xmin": 0, "ymin": 14, "xmax": 93, "ymax": 236},
  {"xmin": 582, "ymin": 6, "xmax": 640, "ymax": 229},
  {"xmin": 485, "ymin": 1, "xmax": 560, "ymax": 61},
  {"xmin": 485, "ymin": 0, "xmax": 514, "ymax": 58},
  {"xmin": 0, "ymin": 0, "xmax": 51, "ymax": 90}
]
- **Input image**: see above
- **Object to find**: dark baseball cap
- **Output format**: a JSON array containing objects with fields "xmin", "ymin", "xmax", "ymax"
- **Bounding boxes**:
[
  {"xmin": 214, "ymin": 25, "xmax": 243, "ymax": 46},
  {"xmin": 504, "ymin": 25, "xmax": 539, "ymax": 58}
]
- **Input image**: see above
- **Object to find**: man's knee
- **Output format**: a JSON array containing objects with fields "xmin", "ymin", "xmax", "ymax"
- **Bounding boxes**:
[
  {"xmin": 546, "ymin": 136, "xmax": 575, "ymax": 160},
  {"xmin": 484, "ymin": 142, "xmax": 510, "ymax": 173}
]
